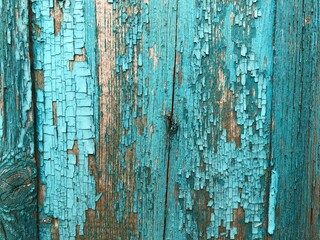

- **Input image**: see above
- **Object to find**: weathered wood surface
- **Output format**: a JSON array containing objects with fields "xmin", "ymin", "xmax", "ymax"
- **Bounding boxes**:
[
  {"xmin": 165, "ymin": 0, "xmax": 274, "ymax": 239},
  {"xmin": 0, "ymin": 0, "xmax": 37, "ymax": 239},
  {"xmin": 0, "ymin": 0, "xmax": 315, "ymax": 239},
  {"xmin": 85, "ymin": 0, "xmax": 276, "ymax": 239},
  {"xmin": 272, "ymin": 0, "xmax": 320, "ymax": 239},
  {"xmin": 32, "ymin": 0, "xmax": 99, "ymax": 239},
  {"xmin": 83, "ymin": 0, "xmax": 177, "ymax": 239}
]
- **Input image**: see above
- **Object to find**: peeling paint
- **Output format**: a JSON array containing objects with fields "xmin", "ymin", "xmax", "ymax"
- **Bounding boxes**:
[
  {"xmin": 80, "ymin": 0, "xmax": 276, "ymax": 239},
  {"xmin": 165, "ymin": 1, "xmax": 274, "ymax": 239},
  {"xmin": 82, "ymin": 0, "xmax": 179, "ymax": 238},
  {"xmin": 50, "ymin": 0, "xmax": 64, "ymax": 36},
  {"xmin": 14, "ymin": 0, "xmax": 318, "ymax": 239},
  {"xmin": 32, "ymin": 0, "xmax": 99, "ymax": 238}
]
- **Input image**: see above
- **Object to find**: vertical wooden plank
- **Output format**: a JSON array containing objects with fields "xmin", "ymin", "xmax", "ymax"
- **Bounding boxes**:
[
  {"xmin": 0, "ymin": 0, "xmax": 37, "ymax": 239},
  {"xmin": 272, "ymin": 0, "xmax": 320, "ymax": 238},
  {"xmin": 32, "ymin": 0, "xmax": 99, "ymax": 239},
  {"xmin": 79, "ymin": 0, "xmax": 178, "ymax": 239},
  {"xmin": 165, "ymin": 1, "xmax": 274, "ymax": 239},
  {"xmin": 32, "ymin": 0, "xmax": 179, "ymax": 238}
]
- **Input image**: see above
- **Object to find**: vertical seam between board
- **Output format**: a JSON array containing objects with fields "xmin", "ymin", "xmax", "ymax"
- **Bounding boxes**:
[
  {"xmin": 27, "ymin": 0, "xmax": 40, "ymax": 239},
  {"xmin": 163, "ymin": 1, "xmax": 179, "ymax": 239}
]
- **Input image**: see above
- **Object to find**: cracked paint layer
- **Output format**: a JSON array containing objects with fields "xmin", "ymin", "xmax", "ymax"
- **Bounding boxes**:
[
  {"xmin": 22, "ymin": 0, "xmax": 318, "ymax": 239},
  {"xmin": 0, "ymin": 0, "xmax": 317, "ymax": 238},
  {"xmin": 0, "ymin": 0, "xmax": 37, "ymax": 238},
  {"xmin": 165, "ymin": 0, "xmax": 274, "ymax": 239},
  {"xmin": 79, "ymin": 0, "xmax": 277, "ymax": 238},
  {"xmin": 79, "ymin": 0, "xmax": 179, "ymax": 238},
  {"xmin": 32, "ymin": 0, "xmax": 99, "ymax": 239}
]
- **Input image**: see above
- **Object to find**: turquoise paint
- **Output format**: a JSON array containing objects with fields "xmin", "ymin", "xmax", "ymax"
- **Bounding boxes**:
[
  {"xmin": 0, "ymin": 0, "xmax": 33, "ymax": 153},
  {"xmin": 0, "ymin": 111, "xmax": 2, "ymax": 140},
  {"xmin": 32, "ymin": 0, "xmax": 99, "ymax": 238},
  {"xmin": 268, "ymin": 170, "xmax": 277, "ymax": 234},
  {"xmin": 0, "ymin": 0, "xmax": 317, "ymax": 238},
  {"xmin": 164, "ymin": 0, "xmax": 275, "ymax": 239},
  {"xmin": 94, "ymin": 0, "xmax": 278, "ymax": 238},
  {"xmin": 272, "ymin": 0, "xmax": 320, "ymax": 238},
  {"xmin": 133, "ymin": 0, "xmax": 178, "ymax": 238},
  {"xmin": 0, "ymin": 0, "xmax": 37, "ymax": 238},
  {"xmin": 103, "ymin": 0, "xmax": 178, "ymax": 238}
]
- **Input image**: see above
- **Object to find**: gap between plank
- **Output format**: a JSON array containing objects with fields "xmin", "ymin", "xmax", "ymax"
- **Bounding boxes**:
[
  {"xmin": 27, "ymin": 0, "xmax": 40, "ymax": 239},
  {"xmin": 163, "ymin": 1, "xmax": 180, "ymax": 239}
]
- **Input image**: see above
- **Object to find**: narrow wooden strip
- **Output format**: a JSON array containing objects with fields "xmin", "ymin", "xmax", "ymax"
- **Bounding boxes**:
[
  {"xmin": 32, "ymin": 0, "xmax": 99, "ymax": 239},
  {"xmin": 79, "ymin": 0, "xmax": 178, "ymax": 238},
  {"xmin": 0, "ymin": 0, "xmax": 37, "ymax": 238},
  {"xmin": 165, "ymin": 1, "xmax": 275, "ymax": 239},
  {"xmin": 273, "ymin": 0, "xmax": 320, "ymax": 238}
]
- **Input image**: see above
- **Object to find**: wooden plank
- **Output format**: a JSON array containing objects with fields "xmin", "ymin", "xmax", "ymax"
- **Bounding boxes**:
[
  {"xmin": 0, "ymin": 0, "xmax": 38, "ymax": 239},
  {"xmin": 272, "ymin": 0, "xmax": 320, "ymax": 238},
  {"xmin": 79, "ymin": 0, "xmax": 179, "ymax": 239},
  {"xmin": 29, "ymin": 0, "xmax": 320, "ymax": 239},
  {"xmin": 164, "ymin": 1, "xmax": 275, "ymax": 239},
  {"xmin": 32, "ymin": 0, "xmax": 178, "ymax": 238},
  {"xmin": 32, "ymin": 0, "xmax": 99, "ymax": 239}
]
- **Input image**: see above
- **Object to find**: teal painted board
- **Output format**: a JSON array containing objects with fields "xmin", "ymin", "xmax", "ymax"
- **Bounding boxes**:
[
  {"xmin": 272, "ymin": 0, "xmax": 320, "ymax": 239},
  {"xmin": 0, "ymin": 0, "xmax": 37, "ymax": 239},
  {"xmin": 31, "ymin": 0, "xmax": 277, "ymax": 239},
  {"xmin": 165, "ymin": 1, "xmax": 274, "ymax": 239},
  {"xmin": 31, "ymin": 0, "xmax": 99, "ymax": 239},
  {"xmin": 31, "ymin": 0, "xmax": 179, "ymax": 238},
  {"xmin": 80, "ymin": 0, "xmax": 178, "ymax": 239},
  {"xmin": 25, "ymin": 0, "xmax": 320, "ymax": 239}
]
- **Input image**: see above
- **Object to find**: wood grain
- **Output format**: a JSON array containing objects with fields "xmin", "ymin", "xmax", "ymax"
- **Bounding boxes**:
[
  {"xmin": 24, "ymin": 0, "xmax": 320, "ymax": 239},
  {"xmin": 80, "ymin": 0, "xmax": 178, "ymax": 239},
  {"xmin": 272, "ymin": 0, "xmax": 320, "ymax": 238},
  {"xmin": 165, "ymin": 1, "xmax": 275, "ymax": 239},
  {"xmin": 0, "ymin": 0, "xmax": 37, "ymax": 239}
]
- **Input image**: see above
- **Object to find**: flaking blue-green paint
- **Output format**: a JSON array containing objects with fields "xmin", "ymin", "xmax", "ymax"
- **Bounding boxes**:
[
  {"xmin": 32, "ymin": 0, "xmax": 99, "ymax": 238},
  {"xmin": 164, "ymin": 0, "xmax": 275, "ymax": 239},
  {"xmin": 104, "ymin": 0, "xmax": 178, "ymax": 238},
  {"xmin": 0, "ymin": 0, "xmax": 318, "ymax": 238},
  {"xmin": 268, "ymin": 170, "xmax": 277, "ymax": 235},
  {"xmin": 95, "ymin": 0, "xmax": 276, "ymax": 239}
]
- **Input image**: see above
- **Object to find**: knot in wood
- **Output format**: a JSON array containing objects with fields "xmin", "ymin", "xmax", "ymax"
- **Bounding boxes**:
[
  {"xmin": 165, "ymin": 113, "xmax": 179, "ymax": 136},
  {"xmin": 0, "ymin": 167, "xmax": 34, "ymax": 211}
]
